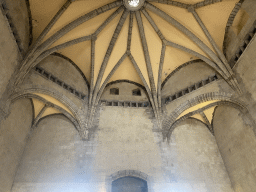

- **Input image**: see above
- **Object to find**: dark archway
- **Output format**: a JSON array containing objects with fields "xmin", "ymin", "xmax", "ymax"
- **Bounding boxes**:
[{"xmin": 112, "ymin": 176, "xmax": 148, "ymax": 192}]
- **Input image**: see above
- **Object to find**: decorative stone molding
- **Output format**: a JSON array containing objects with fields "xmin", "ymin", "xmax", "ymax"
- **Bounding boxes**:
[
  {"xmin": 33, "ymin": 66, "xmax": 87, "ymax": 100},
  {"xmin": 162, "ymin": 74, "xmax": 218, "ymax": 105},
  {"xmin": 223, "ymin": 0, "xmax": 244, "ymax": 56},
  {"xmin": 100, "ymin": 100, "xmax": 150, "ymax": 108},
  {"xmin": 162, "ymin": 92, "xmax": 248, "ymax": 140},
  {"xmin": 8, "ymin": 88, "xmax": 88, "ymax": 139}
]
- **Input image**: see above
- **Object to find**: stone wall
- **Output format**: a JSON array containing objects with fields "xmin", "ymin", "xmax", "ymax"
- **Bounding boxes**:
[
  {"xmin": 161, "ymin": 61, "xmax": 216, "ymax": 98},
  {"xmin": 225, "ymin": 0, "xmax": 256, "ymax": 62},
  {"xmin": 0, "ymin": 6, "xmax": 22, "ymax": 105},
  {"xmin": 95, "ymin": 106, "xmax": 162, "ymax": 192},
  {"xmin": 1, "ymin": 0, "xmax": 31, "ymax": 54},
  {"xmin": 156, "ymin": 118, "xmax": 233, "ymax": 192},
  {"xmin": 0, "ymin": 98, "xmax": 33, "ymax": 192},
  {"xmin": 101, "ymin": 81, "xmax": 148, "ymax": 102},
  {"xmin": 36, "ymin": 54, "xmax": 89, "ymax": 96},
  {"xmin": 213, "ymin": 105, "xmax": 256, "ymax": 192},
  {"xmin": 12, "ymin": 114, "xmax": 97, "ymax": 192}
]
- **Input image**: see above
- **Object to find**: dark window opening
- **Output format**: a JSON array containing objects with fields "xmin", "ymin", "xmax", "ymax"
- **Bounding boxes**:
[
  {"xmin": 63, "ymin": 84, "xmax": 69, "ymax": 90},
  {"xmin": 43, "ymin": 71, "xmax": 50, "ymax": 78},
  {"xmin": 132, "ymin": 89, "xmax": 141, "ymax": 96},
  {"xmin": 56, "ymin": 80, "xmax": 63, "ymax": 86},
  {"xmin": 184, "ymin": 89, "xmax": 189, "ymax": 94},
  {"xmin": 112, "ymin": 176, "xmax": 148, "ymax": 192},
  {"xmin": 110, "ymin": 88, "xmax": 119, "ymax": 95}
]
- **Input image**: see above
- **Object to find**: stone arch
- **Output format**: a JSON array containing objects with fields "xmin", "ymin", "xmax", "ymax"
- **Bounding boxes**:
[
  {"xmin": 163, "ymin": 92, "xmax": 248, "ymax": 140},
  {"xmin": 161, "ymin": 59, "xmax": 217, "ymax": 90},
  {"xmin": 50, "ymin": 52, "xmax": 90, "ymax": 89},
  {"xmin": 106, "ymin": 170, "xmax": 152, "ymax": 192},
  {"xmin": 102, "ymin": 80, "xmax": 148, "ymax": 102},
  {"xmin": 8, "ymin": 89, "xmax": 87, "ymax": 139}
]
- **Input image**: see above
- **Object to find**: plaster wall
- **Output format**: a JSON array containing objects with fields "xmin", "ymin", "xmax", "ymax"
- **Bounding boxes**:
[
  {"xmin": 0, "ymin": 99, "xmax": 33, "ymax": 192},
  {"xmin": 155, "ymin": 119, "xmax": 233, "ymax": 192},
  {"xmin": 213, "ymin": 106, "xmax": 256, "ymax": 192},
  {"xmin": 12, "ymin": 114, "xmax": 97, "ymax": 192}
]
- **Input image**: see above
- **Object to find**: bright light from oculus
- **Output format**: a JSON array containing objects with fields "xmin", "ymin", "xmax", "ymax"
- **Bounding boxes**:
[{"xmin": 128, "ymin": 0, "xmax": 140, "ymax": 7}]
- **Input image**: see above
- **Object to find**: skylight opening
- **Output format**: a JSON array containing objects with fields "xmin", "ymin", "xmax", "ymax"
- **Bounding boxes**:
[{"xmin": 128, "ymin": 0, "xmax": 140, "ymax": 7}]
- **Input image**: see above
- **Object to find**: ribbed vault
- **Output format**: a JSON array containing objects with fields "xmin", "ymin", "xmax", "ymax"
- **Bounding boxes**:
[{"xmin": 14, "ymin": 0, "xmax": 248, "ymax": 138}]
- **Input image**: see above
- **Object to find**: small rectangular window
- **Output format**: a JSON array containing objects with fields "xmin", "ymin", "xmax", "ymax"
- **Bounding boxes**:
[
  {"xmin": 132, "ymin": 89, "xmax": 141, "ymax": 96},
  {"xmin": 110, "ymin": 88, "xmax": 119, "ymax": 95}
]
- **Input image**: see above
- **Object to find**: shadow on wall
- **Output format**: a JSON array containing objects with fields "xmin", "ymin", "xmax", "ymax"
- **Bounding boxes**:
[{"xmin": 213, "ymin": 105, "xmax": 256, "ymax": 192}]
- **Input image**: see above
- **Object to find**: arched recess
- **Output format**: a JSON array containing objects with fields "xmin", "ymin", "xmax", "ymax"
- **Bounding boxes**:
[
  {"xmin": 12, "ymin": 114, "xmax": 94, "ymax": 192},
  {"xmin": 23, "ymin": 53, "xmax": 89, "ymax": 96},
  {"xmin": 163, "ymin": 92, "xmax": 248, "ymax": 140},
  {"xmin": 102, "ymin": 80, "xmax": 148, "ymax": 102},
  {"xmin": 106, "ymin": 170, "xmax": 151, "ymax": 192},
  {"xmin": 112, "ymin": 176, "xmax": 148, "ymax": 192},
  {"xmin": 164, "ymin": 118, "xmax": 233, "ymax": 192},
  {"xmin": 161, "ymin": 60, "xmax": 218, "ymax": 98},
  {"xmin": 212, "ymin": 105, "xmax": 256, "ymax": 192},
  {"xmin": 0, "ymin": 98, "xmax": 33, "ymax": 192},
  {"xmin": 8, "ymin": 89, "xmax": 87, "ymax": 139}
]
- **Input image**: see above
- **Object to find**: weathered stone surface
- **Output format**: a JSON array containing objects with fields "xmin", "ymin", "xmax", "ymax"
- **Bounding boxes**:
[
  {"xmin": 12, "ymin": 114, "xmax": 97, "ymax": 192},
  {"xmin": 101, "ymin": 81, "xmax": 148, "ymax": 102},
  {"xmin": 0, "ymin": 98, "xmax": 33, "ymax": 192},
  {"xmin": 0, "ymin": 7, "xmax": 21, "ymax": 99},
  {"xmin": 158, "ymin": 118, "xmax": 233, "ymax": 192},
  {"xmin": 2, "ymin": 0, "xmax": 31, "ymax": 53},
  {"xmin": 213, "ymin": 106, "xmax": 256, "ymax": 192}
]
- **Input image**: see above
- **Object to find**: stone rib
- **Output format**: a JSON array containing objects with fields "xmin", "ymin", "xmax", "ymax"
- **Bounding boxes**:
[
  {"xmin": 94, "ymin": 6, "xmax": 124, "ymax": 36},
  {"xmin": 89, "ymin": 38, "xmax": 96, "ymax": 106},
  {"xmin": 20, "ymin": 0, "xmax": 73, "ymax": 72},
  {"xmin": 135, "ymin": 10, "xmax": 158, "ymax": 109},
  {"xmin": 191, "ymin": 9, "xmax": 241, "ymax": 93},
  {"xmin": 127, "ymin": 12, "xmax": 134, "ymax": 51},
  {"xmin": 145, "ymin": 2, "xmax": 227, "ymax": 74},
  {"xmin": 32, "ymin": 36, "xmax": 92, "ymax": 67},
  {"xmin": 15, "ymin": 1, "xmax": 122, "ymax": 85},
  {"xmin": 157, "ymin": 44, "xmax": 166, "ymax": 106},
  {"xmin": 96, "ymin": 53, "xmax": 127, "ymax": 104},
  {"xmin": 92, "ymin": 10, "xmax": 129, "ymax": 104},
  {"xmin": 128, "ymin": 54, "xmax": 157, "ymax": 118}
]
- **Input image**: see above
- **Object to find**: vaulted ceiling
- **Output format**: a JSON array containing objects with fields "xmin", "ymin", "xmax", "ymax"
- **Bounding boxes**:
[
  {"xmin": 24, "ymin": 0, "xmax": 248, "ymax": 133},
  {"xmin": 29, "ymin": 0, "xmax": 240, "ymax": 87}
]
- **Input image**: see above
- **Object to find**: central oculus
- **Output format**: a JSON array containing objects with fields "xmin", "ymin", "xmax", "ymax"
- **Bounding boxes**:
[
  {"xmin": 124, "ymin": 0, "xmax": 145, "ymax": 11},
  {"xmin": 129, "ymin": 0, "xmax": 140, "ymax": 7}
]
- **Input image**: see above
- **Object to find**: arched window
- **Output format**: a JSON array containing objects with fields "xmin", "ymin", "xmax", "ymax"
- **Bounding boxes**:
[
  {"xmin": 132, "ymin": 88, "xmax": 141, "ymax": 96},
  {"xmin": 112, "ymin": 176, "xmax": 148, "ymax": 192},
  {"xmin": 110, "ymin": 88, "xmax": 119, "ymax": 95}
]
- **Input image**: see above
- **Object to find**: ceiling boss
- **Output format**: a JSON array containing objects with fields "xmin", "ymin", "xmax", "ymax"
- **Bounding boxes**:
[{"xmin": 124, "ymin": 0, "xmax": 145, "ymax": 11}]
